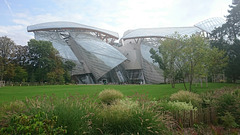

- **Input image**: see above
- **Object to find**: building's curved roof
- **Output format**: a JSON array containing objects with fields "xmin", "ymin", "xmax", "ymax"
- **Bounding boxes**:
[
  {"xmin": 194, "ymin": 17, "xmax": 225, "ymax": 33},
  {"xmin": 122, "ymin": 27, "xmax": 201, "ymax": 40},
  {"xmin": 122, "ymin": 17, "xmax": 225, "ymax": 40},
  {"xmin": 27, "ymin": 21, "xmax": 119, "ymax": 39}
]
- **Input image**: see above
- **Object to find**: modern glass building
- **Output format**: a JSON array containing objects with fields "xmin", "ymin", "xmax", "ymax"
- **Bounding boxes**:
[
  {"xmin": 27, "ymin": 17, "xmax": 225, "ymax": 84},
  {"xmin": 27, "ymin": 22, "xmax": 127, "ymax": 84},
  {"xmin": 119, "ymin": 17, "xmax": 225, "ymax": 84}
]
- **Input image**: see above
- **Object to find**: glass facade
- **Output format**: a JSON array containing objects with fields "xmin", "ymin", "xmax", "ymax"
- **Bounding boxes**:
[
  {"xmin": 28, "ymin": 18, "xmax": 224, "ymax": 84},
  {"xmin": 194, "ymin": 17, "xmax": 225, "ymax": 33}
]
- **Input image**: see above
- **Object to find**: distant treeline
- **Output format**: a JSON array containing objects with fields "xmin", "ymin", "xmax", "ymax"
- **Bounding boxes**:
[{"xmin": 0, "ymin": 38, "xmax": 76, "ymax": 84}]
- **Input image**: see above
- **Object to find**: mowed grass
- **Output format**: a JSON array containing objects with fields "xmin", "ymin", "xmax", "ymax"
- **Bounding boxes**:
[{"xmin": 0, "ymin": 83, "xmax": 239, "ymax": 104}]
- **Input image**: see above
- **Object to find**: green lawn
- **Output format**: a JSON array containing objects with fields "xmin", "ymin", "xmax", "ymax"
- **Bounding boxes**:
[{"xmin": 0, "ymin": 83, "xmax": 239, "ymax": 104}]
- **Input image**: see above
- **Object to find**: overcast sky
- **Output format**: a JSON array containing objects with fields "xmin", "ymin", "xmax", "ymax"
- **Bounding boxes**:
[{"xmin": 0, "ymin": 0, "xmax": 233, "ymax": 45}]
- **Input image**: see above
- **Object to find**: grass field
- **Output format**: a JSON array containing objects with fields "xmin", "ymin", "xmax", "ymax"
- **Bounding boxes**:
[{"xmin": 0, "ymin": 83, "xmax": 239, "ymax": 104}]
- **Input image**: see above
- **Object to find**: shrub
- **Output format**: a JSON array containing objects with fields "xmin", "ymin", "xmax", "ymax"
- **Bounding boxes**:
[
  {"xmin": 0, "ymin": 112, "xmax": 67, "ymax": 135},
  {"xmin": 99, "ymin": 98, "xmax": 169, "ymax": 134},
  {"xmin": 202, "ymin": 87, "xmax": 240, "ymax": 126},
  {"xmin": 220, "ymin": 112, "xmax": 238, "ymax": 128},
  {"xmin": 168, "ymin": 101, "xmax": 197, "ymax": 111},
  {"xmin": 170, "ymin": 90, "xmax": 202, "ymax": 107},
  {"xmin": 157, "ymin": 101, "xmax": 197, "ymax": 119},
  {"xmin": 98, "ymin": 89, "xmax": 124, "ymax": 105},
  {"xmin": 111, "ymin": 98, "xmax": 139, "ymax": 110},
  {"xmin": 0, "ymin": 100, "xmax": 27, "ymax": 126},
  {"xmin": 0, "ymin": 92, "xmax": 172, "ymax": 135},
  {"xmin": 216, "ymin": 91, "xmax": 240, "ymax": 125},
  {"xmin": 51, "ymin": 95, "xmax": 101, "ymax": 135}
]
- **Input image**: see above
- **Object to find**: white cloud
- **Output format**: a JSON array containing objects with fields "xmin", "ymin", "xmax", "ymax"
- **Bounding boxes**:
[
  {"xmin": 0, "ymin": 25, "xmax": 33, "ymax": 45},
  {"xmin": 0, "ymin": 0, "xmax": 233, "ymax": 45}
]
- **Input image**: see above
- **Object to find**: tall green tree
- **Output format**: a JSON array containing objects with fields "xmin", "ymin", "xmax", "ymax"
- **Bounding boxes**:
[
  {"xmin": 211, "ymin": 3, "xmax": 240, "ymax": 82},
  {"xmin": 10, "ymin": 45, "xmax": 29, "ymax": 67},
  {"xmin": 14, "ymin": 66, "xmax": 28, "ymax": 83},
  {"xmin": 0, "ymin": 36, "xmax": 15, "ymax": 81},
  {"xmin": 207, "ymin": 47, "xmax": 228, "ymax": 83},
  {"xmin": 151, "ymin": 34, "xmax": 227, "ymax": 91},
  {"xmin": 63, "ymin": 60, "xmax": 76, "ymax": 83},
  {"xmin": 183, "ymin": 35, "xmax": 210, "ymax": 91},
  {"xmin": 27, "ymin": 39, "xmax": 64, "ymax": 83},
  {"xmin": 150, "ymin": 33, "xmax": 186, "ymax": 88}
]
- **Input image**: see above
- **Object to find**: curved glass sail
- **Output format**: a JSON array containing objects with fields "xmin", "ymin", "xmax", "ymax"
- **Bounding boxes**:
[
  {"xmin": 34, "ymin": 30, "xmax": 126, "ymax": 80},
  {"xmin": 34, "ymin": 31, "xmax": 79, "ymax": 61},
  {"xmin": 71, "ymin": 32, "xmax": 127, "ymax": 79},
  {"xmin": 140, "ymin": 42, "xmax": 159, "ymax": 66},
  {"xmin": 140, "ymin": 42, "xmax": 164, "ymax": 84},
  {"xmin": 72, "ymin": 33, "xmax": 126, "ymax": 68},
  {"xmin": 122, "ymin": 27, "xmax": 201, "ymax": 39},
  {"xmin": 194, "ymin": 17, "xmax": 225, "ymax": 33}
]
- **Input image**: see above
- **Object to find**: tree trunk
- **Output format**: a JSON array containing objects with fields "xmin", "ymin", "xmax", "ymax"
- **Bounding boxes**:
[
  {"xmin": 183, "ymin": 78, "xmax": 187, "ymax": 90},
  {"xmin": 213, "ymin": 74, "xmax": 215, "ymax": 83},
  {"xmin": 189, "ymin": 74, "xmax": 193, "ymax": 92},
  {"xmin": 189, "ymin": 62, "xmax": 194, "ymax": 92},
  {"xmin": 206, "ymin": 76, "xmax": 208, "ymax": 87},
  {"xmin": 189, "ymin": 79, "xmax": 192, "ymax": 92},
  {"xmin": 200, "ymin": 78, "xmax": 203, "ymax": 88},
  {"xmin": 171, "ymin": 77, "xmax": 175, "ymax": 88}
]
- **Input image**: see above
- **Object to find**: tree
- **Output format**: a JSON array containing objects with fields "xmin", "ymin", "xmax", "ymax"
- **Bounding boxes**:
[
  {"xmin": 14, "ymin": 66, "xmax": 28, "ymax": 83},
  {"xmin": 10, "ymin": 45, "xmax": 29, "ymax": 67},
  {"xmin": 211, "ymin": 3, "xmax": 240, "ymax": 82},
  {"xmin": 182, "ymin": 35, "xmax": 210, "ymax": 91},
  {"xmin": 47, "ymin": 68, "xmax": 65, "ymax": 84},
  {"xmin": 3, "ymin": 62, "xmax": 15, "ymax": 81},
  {"xmin": 0, "ymin": 36, "xmax": 15, "ymax": 81},
  {"xmin": 150, "ymin": 48, "xmax": 167, "ymax": 82},
  {"xmin": 150, "ymin": 33, "xmax": 186, "ymax": 88},
  {"xmin": 207, "ymin": 47, "xmax": 228, "ymax": 83},
  {"xmin": 63, "ymin": 60, "xmax": 76, "ymax": 83},
  {"xmin": 151, "ymin": 33, "xmax": 227, "ymax": 91},
  {"xmin": 27, "ymin": 39, "xmax": 64, "ymax": 83}
]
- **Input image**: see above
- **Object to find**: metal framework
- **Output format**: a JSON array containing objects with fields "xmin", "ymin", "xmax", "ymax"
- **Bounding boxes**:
[
  {"xmin": 28, "ymin": 17, "xmax": 225, "ymax": 84},
  {"xmin": 28, "ymin": 21, "xmax": 118, "ymax": 45}
]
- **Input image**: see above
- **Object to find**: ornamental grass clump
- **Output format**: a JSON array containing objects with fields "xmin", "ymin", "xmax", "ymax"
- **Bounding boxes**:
[
  {"xmin": 98, "ymin": 89, "xmax": 124, "ymax": 105},
  {"xmin": 0, "ymin": 91, "xmax": 172, "ymax": 135},
  {"xmin": 170, "ymin": 90, "xmax": 202, "ymax": 107},
  {"xmin": 99, "ymin": 98, "xmax": 169, "ymax": 134},
  {"xmin": 168, "ymin": 101, "xmax": 197, "ymax": 111}
]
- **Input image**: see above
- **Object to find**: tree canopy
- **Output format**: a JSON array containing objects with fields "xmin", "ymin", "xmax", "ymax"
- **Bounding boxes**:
[
  {"xmin": 211, "ymin": 3, "xmax": 240, "ymax": 82},
  {"xmin": 0, "ymin": 37, "xmax": 76, "ymax": 84},
  {"xmin": 150, "ymin": 33, "xmax": 228, "ymax": 91},
  {"xmin": 0, "ymin": 36, "xmax": 15, "ymax": 81}
]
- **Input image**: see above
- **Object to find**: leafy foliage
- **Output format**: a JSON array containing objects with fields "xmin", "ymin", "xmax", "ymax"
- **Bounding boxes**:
[
  {"xmin": 13, "ymin": 66, "xmax": 28, "ymax": 82},
  {"xmin": 1, "ymin": 86, "xmax": 240, "ymax": 134},
  {"xmin": 0, "ymin": 36, "xmax": 15, "ymax": 81},
  {"xmin": 0, "ymin": 90, "xmax": 172, "ymax": 135},
  {"xmin": 220, "ymin": 112, "xmax": 239, "ymax": 128},
  {"xmin": 211, "ymin": 3, "xmax": 240, "ymax": 82},
  {"xmin": 27, "ymin": 39, "xmax": 63, "ymax": 82},
  {"xmin": 150, "ymin": 33, "xmax": 227, "ymax": 91},
  {"xmin": 0, "ymin": 112, "xmax": 67, "ymax": 135},
  {"xmin": 0, "ymin": 37, "xmax": 76, "ymax": 84},
  {"xmin": 150, "ymin": 33, "xmax": 186, "ymax": 87},
  {"xmin": 216, "ymin": 91, "xmax": 240, "ymax": 125}
]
